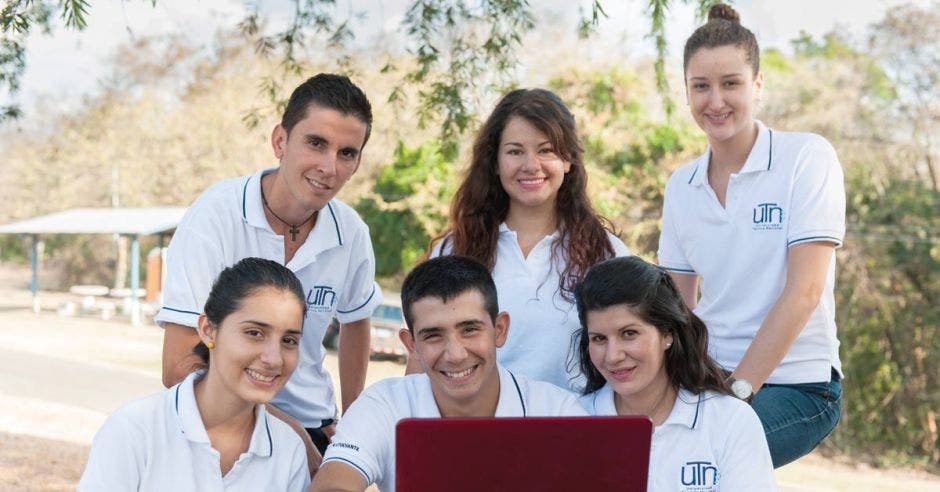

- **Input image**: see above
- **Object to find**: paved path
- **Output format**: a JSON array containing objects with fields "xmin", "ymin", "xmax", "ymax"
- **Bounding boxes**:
[{"xmin": 0, "ymin": 347, "xmax": 161, "ymax": 415}]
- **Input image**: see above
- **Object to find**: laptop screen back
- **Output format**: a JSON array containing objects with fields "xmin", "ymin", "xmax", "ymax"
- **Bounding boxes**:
[{"xmin": 396, "ymin": 416, "xmax": 652, "ymax": 492}]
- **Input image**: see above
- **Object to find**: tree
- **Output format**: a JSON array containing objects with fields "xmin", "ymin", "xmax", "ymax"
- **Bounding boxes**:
[
  {"xmin": 355, "ymin": 141, "xmax": 453, "ymax": 277},
  {"xmin": 2, "ymin": 0, "xmax": 716, "ymax": 148},
  {"xmin": 867, "ymin": 1, "xmax": 940, "ymax": 192}
]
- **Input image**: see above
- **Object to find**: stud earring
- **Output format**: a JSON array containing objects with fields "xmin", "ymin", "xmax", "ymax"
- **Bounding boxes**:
[{"xmin": 206, "ymin": 341, "xmax": 215, "ymax": 350}]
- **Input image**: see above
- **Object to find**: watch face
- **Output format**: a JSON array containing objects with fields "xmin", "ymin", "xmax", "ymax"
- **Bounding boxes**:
[{"xmin": 731, "ymin": 379, "xmax": 752, "ymax": 400}]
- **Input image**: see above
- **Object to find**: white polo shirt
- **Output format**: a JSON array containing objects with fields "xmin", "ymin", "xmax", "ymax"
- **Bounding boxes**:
[
  {"xmin": 432, "ymin": 226, "xmax": 629, "ymax": 391},
  {"xmin": 580, "ymin": 384, "xmax": 775, "ymax": 492},
  {"xmin": 322, "ymin": 365, "xmax": 587, "ymax": 492},
  {"xmin": 79, "ymin": 372, "xmax": 310, "ymax": 492},
  {"xmin": 658, "ymin": 121, "xmax": 845, "ymax": 384},
  {"xmin": 155, "ymin": 168, "xmax": 382, "ymax": 426}
]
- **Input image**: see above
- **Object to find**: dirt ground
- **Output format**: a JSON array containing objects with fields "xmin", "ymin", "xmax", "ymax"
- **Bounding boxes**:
[{"xmin": 0, "ymin": 264, "xmax": 938, "ymax": 491}]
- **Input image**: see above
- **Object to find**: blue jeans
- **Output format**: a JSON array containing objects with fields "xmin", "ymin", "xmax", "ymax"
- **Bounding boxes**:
[{"xmin": 751, "ymin": 368, "xmax": 842, "ymax": 468}]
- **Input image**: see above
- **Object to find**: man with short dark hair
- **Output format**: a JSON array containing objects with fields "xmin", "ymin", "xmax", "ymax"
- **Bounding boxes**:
[
  {"xmin": 310, "ymin": 256, "xmax": 586, "ymax": 492},
  {"xmin": 156, "ymin": 74, "xmax": 381, "ymax": 456}
]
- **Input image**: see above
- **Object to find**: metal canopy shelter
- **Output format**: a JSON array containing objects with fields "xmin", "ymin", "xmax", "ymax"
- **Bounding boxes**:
[{"xmin": 0, "ymin": 207, "xmax": 187, "ymax": 325}]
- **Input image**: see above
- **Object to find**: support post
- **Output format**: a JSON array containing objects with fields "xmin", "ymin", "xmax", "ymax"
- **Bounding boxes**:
[
  {"xmin": 131, "ymin": 235, "xmax": 141, "ymax": 326},
  {"xmin": 30, "ymin": 235, "xmax": 40, "ymax": 314}
]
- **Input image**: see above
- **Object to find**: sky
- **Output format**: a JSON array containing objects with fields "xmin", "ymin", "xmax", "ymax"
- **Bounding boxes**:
[{"xmin": 5, "ymin": 0, "xmax": 917, "ymax": 116}]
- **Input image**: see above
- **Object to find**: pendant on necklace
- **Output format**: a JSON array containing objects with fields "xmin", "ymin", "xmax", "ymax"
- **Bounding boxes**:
[{"xmin": 289, "ymin": 225, "xmax": 299, "ymax": 241}]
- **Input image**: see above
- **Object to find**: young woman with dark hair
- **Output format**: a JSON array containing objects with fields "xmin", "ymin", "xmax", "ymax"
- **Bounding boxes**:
[
  {"xmin": 80, "ymin": 258, "xmax": 311, "ymax": 491},
  {"xmin": 576, "ymin": 256, "xmax": 775, "ymax": 491},
  {"xmin": 426, "ymin": 88, "xmax": 629, "ymax": 391},
  {"xmin": 658, "ymin": 3, "xmax": 845, "ymax": 467}
]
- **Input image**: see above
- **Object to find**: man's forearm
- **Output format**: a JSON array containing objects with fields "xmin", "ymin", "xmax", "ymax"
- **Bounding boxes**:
[
  {"xmin": 161, "ymin": 322, "xmax": 205, "ymax": 387},
  {"xmin": 337, "ymin": 318, "xmax": 371, "ymax": 413}
]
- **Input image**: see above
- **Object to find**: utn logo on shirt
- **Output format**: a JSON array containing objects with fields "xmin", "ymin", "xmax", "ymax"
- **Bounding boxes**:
[
  {"xmin": 307, "ymin": 285, "xmax": 337, "ymax": 313},
  {"xmin": 679, "ymin": 460, "xmax": 719, "ymax": 492},
  {"xmin": 752, "ymin": 202, "xmax": 784, "ymax": 231}
]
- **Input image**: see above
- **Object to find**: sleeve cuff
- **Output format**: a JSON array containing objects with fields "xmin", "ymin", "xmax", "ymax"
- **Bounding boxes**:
[
  {"xmin": 658, "ymin": 259, "xmax": 696, "ymax": 275},
  {"xmin": 335, "ymin": 283, "xmax": 383, "ymax": 324},
  {"xmin": 322, "ymin": 456, "xmax": 373, "ymax": 484},
  {"xmin": 154, "ymin": 306, "xmax": 200, "ymax": 328},
  {"xmin": 787, "ymin": 231, "xmax": 844, "ymax": 248}
]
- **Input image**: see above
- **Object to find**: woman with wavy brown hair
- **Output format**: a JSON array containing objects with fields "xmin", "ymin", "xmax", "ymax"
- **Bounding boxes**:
[{"xmin": 424, "ymin": 88, "xmax": 629, "ymax": 391}]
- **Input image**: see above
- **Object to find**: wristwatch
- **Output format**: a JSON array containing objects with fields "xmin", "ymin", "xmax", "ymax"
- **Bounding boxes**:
[{"xmin": 729, "ymin": 378, "xmax": 754, "ymax": 403}]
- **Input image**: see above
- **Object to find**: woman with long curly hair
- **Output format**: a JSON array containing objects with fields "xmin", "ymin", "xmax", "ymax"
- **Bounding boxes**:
[{"xmin": 423, "ymin": 88, "xmax": 629, "ymax": 391}]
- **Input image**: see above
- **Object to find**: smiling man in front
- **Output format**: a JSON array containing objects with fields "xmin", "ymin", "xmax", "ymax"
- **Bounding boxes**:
[{"xmin": 309, "ymin": 256, "xmax": 586, "ymax": 492}]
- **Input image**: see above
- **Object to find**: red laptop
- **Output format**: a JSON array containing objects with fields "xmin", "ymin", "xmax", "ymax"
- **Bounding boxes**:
[{"xmin": 395, "ymin": 416, "xmax": 652, "ymax": 492}]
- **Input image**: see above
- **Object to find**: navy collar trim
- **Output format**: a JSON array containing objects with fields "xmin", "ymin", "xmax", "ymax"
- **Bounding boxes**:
[
  {"xmin": 262, "ymin": 411, "xmax": 273, "ymax": 457},
  {"xmin": 766, "ymin": 129, "xmax": 774, "ymax": 170},
  {"xmin": 688, "ymin": 124, "xmax": 774, "ymax": 186},
  {"xmin": 326, "ymin": 202, "xmax": 343, "ymax": 246},
  {"xmin": 173, "ymin": 376, "xmax": 274, "ymax": 457},
  {"xmin": 240, "ymin": 171, "xmax": 343, "ymax": 249},
  {"xmin": 241, "ymin": 175, "xmax": 251, "ymax": 220},
  {"xmin": 691, "ymin": 392, "xmax": 702, "ymax": 429},
  {"xmin": 509, "ymin": 371, "xmax": 526, "ymax": 417}
]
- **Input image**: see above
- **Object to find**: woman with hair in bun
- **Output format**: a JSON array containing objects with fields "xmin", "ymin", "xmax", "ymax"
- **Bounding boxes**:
[
  {"xmin": 658, "ymin": 3, "xmax": 845, "ymax": 467},
  {"xmin": 423, "ymin": 88, "xmax": 629, "ymax": 391},
  {"xmin": 576, "ymin": 256, "xmax": 776, "ymax": 491},
  {"xmin": 80, "ymin": 258, "xmax": 311, "ymax": 491}
]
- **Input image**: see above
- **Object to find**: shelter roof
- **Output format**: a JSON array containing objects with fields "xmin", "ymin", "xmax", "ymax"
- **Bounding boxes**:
[{"xmin": 0, "ymin": 207, "xmax": 187, "ymax": 236}]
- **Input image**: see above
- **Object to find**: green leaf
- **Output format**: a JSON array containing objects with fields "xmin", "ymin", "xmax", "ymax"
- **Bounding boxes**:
[{"xmin": 59, "ymin": 0, "xmax": 90, "ymax": 30}]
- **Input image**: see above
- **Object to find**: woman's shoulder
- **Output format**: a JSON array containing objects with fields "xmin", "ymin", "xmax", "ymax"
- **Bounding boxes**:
[
  {"xmin": 91, "ymin": 388, "xmax": 171, "ymax": 449},
  {"xmin": 771, "ymin": 128, "xmax": 840, "ymax": 164},
  {"xmin": 578, "ymin": 384, "xmax": 615, "ymax": 416},
  {"xmin": 577, "ymin": 391, "xmax": 596, "ymax": 413},
  {"xmin": 427, "ymin": 233, "xmax": 454, "ymax": 258},
  {"xmin": 772, "ymin": 127, "xmax": 833, "ymax": 146},
  {"xmin": 665, "ymin": 154, "xmax": 708, "ymax": 190},
  {"xmin": 698, "ymin": 390, "xmax": 748, "ymax": 409},
  {"xmin": 604, "ymin": 231, "xmax": 631, "ymax": 257},
  {"xmin": 113, "ymin": 387, "xmax": 173, "ymax": 423}
]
